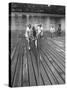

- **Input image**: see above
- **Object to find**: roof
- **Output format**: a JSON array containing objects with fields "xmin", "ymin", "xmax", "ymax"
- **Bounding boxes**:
[{"xmin": 9, "ymin": 3, "xmax": 65, "ymax": 15}]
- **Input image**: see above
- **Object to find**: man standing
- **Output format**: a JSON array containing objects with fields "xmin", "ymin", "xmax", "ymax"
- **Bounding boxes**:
[
  {"xmin": 50, "ymin": 25, "xmax": 55, "ymax": 38},
  {"xmin": 57, "ymin": 24, "xmax": 61, "ymax": 36},
  {"xmin": 25, "ymin": 24, "xmax": 32, "ymax": 50}
]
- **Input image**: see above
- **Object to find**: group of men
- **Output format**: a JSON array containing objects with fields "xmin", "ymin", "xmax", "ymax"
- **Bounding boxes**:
[
  {"xmin": 50, "ymin": 24, "xmax": 61, "ymax": 38},
  {"xmin": 25, "ymin": 24, "xmax": 43, "ymax": 50}
]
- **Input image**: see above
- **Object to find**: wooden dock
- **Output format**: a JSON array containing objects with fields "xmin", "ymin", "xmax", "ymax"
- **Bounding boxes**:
[{"xmin": 10, "ymin": 36, "xmax": 65, "ymax": 87}]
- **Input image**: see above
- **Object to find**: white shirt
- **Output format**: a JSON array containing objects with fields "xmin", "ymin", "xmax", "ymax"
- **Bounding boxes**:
[
  {"xmin": 25, "ymin": 27, "xmax": 30, "ymax": 38},
  {"xmin": 37, "ymin": 26, "xmax": 43, "ymax": 36},
  {"xmin": 40, "ymin": 27, "xmax": 43, "ymax": 36},
  {"xmin": 50, "ymin": 27, "xmax": 55, "ymax": 33},
  {"xmin": 37, "ymin": 26, "xmax": 41, "ymax": 34},
  {"xmin": 41, "ymin": 27, "xmax": 43, "ymax": 32}
]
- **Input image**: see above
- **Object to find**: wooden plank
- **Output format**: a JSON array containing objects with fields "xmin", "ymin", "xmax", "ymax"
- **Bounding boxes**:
[
  {"xmin": 51, "ymin": 38, "xmax": 65, "ymax": 49},
  {"xmin": 52, "ymin": 38, "xmax": 65, "ymax": 49},
  {"xmin": 12, "ymin": 50, "xmax": 21, "ymax": 87},
  {"xmin": 40, "ymin": 51, "xmax": 57, "ymax": 84},
  {"xmin": 44, "ymin": 41, "xmax": 65, "ymax": 64},
  {"xmin": 46, "ymin": 49, "xmax": 65, "ymax": 72},
  {"xmin": 47, "ymin": 39, "xmax": 65, "ymax": 57},
  {"xmin": 11, "ymin": 39, "xmax": 21, "ymax": 61},
  {"xmin": 44, "ymin": 50, "xmax": 65, "ymax": 81},
  {"xmin": 11, "ymin": 46, "xmax": 16, "ymax": 60},
  {"xmin": 53, "ymin": 37, "xmax": 65, "ymax": 41},
  {"xmin": 27, "ymin": 49, "xmax": 36, "ymax": 86},
  {"xmin": 40, "ymin": 38, "xmax": 65, "ymax": 69},
  {"xmin": 18, "ymin": 48, "xmax": 23, "ymax": 87},
  {"xmin": 48, "ymin": 46, "xmax": 65, "ymax": 64},
  {"xmin": 46, "ymin": 47, "xmax": 65, "ymax": 69},
  {"xmin": 40, "ymin": 61, "xmax": 51, "ymax": 85},
  {"xmin": 48, "ymin": 40, "xmax": 65, "ymax": 57},
  {"xmin": 30, "ymin": 50, "xmax": 43, "ymax": 85},
  {"xmin": 40, "ymin": 49, "xmax": 64, "ymax": 84},
  {"xmin": 11, "ymin": 45, "xmax": 19, "ymax": 85},
  {"xmin": 11, "ymin": 40, "xmax": 24, "ymax": 86},
  {"xmin": 14, "ymin": 45, "xmax": 24, "ymax": 87},
  {"xmin": 22, "ymin": 47, "xmax": 29, "ymax": 86}
]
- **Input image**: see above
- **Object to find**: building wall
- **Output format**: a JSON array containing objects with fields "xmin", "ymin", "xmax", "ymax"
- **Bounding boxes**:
[
  {"xmin": 60, "ymin": 18, "xmax": 65, "ymax": 31},
  {"xmin": 11, "ymin": 12, "xmax": 65, "ymax": 32},
  {"xmin": 11, "ymin": 13, "xmax": 27, "ymax": 31}
]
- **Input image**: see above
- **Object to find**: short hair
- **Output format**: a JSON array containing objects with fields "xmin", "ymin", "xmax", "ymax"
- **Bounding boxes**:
[
  {"xmin": 28, "ymin": 24, "xmax": 31, "ymax": 28},
  {"xmin": 59, "ymin": 24, "xmax": 61, "ymax": 27}
]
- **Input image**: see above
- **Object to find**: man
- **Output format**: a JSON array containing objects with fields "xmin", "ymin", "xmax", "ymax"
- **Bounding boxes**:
[
  {"xmin": 58, "ymin": 24, "xmax": 61, "ymax": 36},
  {"xmin": 37, "ymin": 24, "xmax": 41, "ymax": 37},
  {"xmin": 50, "ymin": 25, "xmax": 55, "ymax": 38},
  {"xmin": 39, "ymin": 24, "xmax": 43, "ymax": 37},
  {"xmin": 32, "ymin": 25, "xmax": 37, "ymax": 48},
  {"xmin": 25, "ymin": 24, "xmax": 32, "ymax": 50},
  {"xmin": 37, "ymin": 24, "xmax": 43, "ymax": 38}
]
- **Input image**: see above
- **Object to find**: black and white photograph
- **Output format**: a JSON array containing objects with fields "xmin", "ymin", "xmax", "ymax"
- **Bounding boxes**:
[{"xmin": 9, "ymin": 2, "xmax": 65, "ymax": 87}]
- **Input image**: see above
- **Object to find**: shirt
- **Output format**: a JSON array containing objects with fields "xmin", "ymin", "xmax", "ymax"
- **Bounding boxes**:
[
  {"xmin": 25, "ymin": 27, "xmax": 31, "ymax": 38},
  {"xmin": 50, "ymin": 27, "xmax": 55, "ymax": 33}
]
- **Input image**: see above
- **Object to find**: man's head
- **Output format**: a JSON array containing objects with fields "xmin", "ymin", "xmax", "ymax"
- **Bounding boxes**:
[
  {"xmin": 38, "ymin": 24, "xmax": 42, "ymax": 28},
  {"xmin": 59, "ymin": 24, "xmax": 61, "ymax": 27},
  {"xmin": 52, "ymin": 26, "xmax": 53, "ymax": 28},
  {"xmin": 28, "ymin": 24, "xmax": 31, "ymax": 28},
  {"xmin": 39, "ymin": 24, "xmax": 42, "ymax": 27}
]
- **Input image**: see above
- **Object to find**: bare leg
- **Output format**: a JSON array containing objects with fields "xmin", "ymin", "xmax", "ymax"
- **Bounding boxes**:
[
  {"xmin": 27, "ymin": 37, "xmax": 30, "ymax": 50},
  {"xmin": 35, "ymin": 39, "xmax": 37, "ymax": 48},
  {"xmin": 37, "ymin": 51, "xmax": 41, "ymax": 85},
  {"xmin": 37, "ymin": 39, "xmax": 40, "ymax": 85}
]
